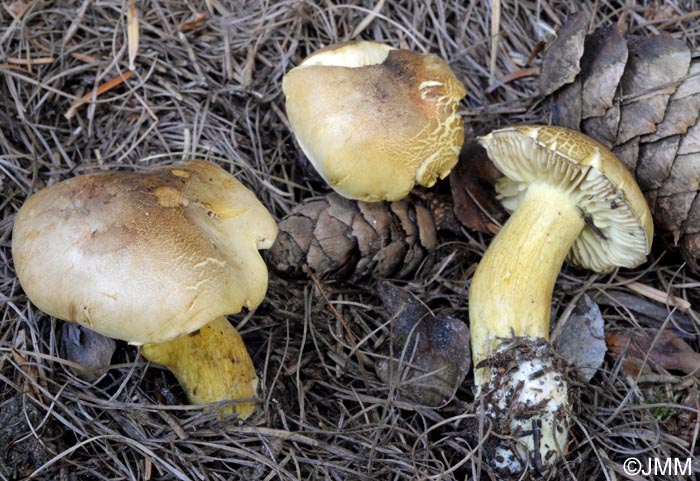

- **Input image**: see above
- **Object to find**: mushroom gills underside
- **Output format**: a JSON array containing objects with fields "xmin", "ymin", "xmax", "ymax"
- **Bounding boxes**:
[{"xmin": 484, "ymin": 128, "xmax": 650, "ymax": 272}]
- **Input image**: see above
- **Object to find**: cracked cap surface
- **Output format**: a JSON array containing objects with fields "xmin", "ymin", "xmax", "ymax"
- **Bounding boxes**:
[{"xmin": 283, "ymin": 40, "xmax": 466, "ymax": 202}]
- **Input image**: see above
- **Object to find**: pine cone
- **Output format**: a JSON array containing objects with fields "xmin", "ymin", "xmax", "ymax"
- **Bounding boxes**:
[
  {"xmin": 267, "ymin": 192, "xmax": 453, "ymax": 280},
  {"xmin": 541, "ymin": 13, "xmax": 700, "ymax": 269}
]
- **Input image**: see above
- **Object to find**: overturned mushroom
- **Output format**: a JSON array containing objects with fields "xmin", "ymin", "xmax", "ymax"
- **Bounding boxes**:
[
  {"xmin": 470, "ymin": 126, "xmax": 653, "ymax": 475},
  {"xmin": 12, "ymin": 160, "xmax": 278, "ymax": 417},
  {"xmin": 283, "ymin": 40, "xmax": 466, "ymax": 202}
]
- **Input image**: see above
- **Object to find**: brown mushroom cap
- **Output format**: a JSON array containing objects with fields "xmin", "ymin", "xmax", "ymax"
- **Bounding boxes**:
[
  {"xmin": 283, "ymin": 40, "xmax": 466, "ymax": 202},
  {"xmin": 12, "ymin": 160, "xmax": 278, "ymax": 344},
  {"xmin": 479, "ymin": 125, "xmax": 653, "ymax": 272}
]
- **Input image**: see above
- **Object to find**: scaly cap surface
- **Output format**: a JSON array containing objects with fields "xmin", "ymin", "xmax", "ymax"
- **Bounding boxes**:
[{"xmin": 283, "ymin": 40, "xmax": 466, "ymax": 202}]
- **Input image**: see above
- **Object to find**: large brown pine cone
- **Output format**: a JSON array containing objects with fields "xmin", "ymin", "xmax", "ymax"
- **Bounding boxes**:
[
  {"xmin": 541, "ymin": 13, "xmax": 700, "ymax": 269},
  {"xmin": 267, "ymin": 192, "xmax": 456, "ymax": 280}
]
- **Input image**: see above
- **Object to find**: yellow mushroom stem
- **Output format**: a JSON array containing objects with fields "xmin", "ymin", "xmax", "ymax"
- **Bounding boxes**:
[
  {"xmin": 469, "ymin": 181, "xmax": 583, "ymax": 474},
  {"xmin": 470, "ymin": 181, "xmax": 584, "ymax": 383},
  {"xmin": 141, "ymin": 316, "xmax": 258, "ymax": 418}
]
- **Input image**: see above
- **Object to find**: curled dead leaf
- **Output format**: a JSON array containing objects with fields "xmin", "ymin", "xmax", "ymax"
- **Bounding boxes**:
[
  {"xmin": 606, "ymin": 329, "xmax": 700, "ymax": 378},
  {"xmin": 553, "ymin": 294, "xmax": 606, "ymax": 382},
  {"xmin": 61, "ymin": 323, "xmax": 116, "ymax": 381},
  {"xmin": 375, "ymin": 282, "xmax": 470, "ymax": 406},
  {"xmin": 449, "ymin": 140, "xmax": 506, "ymax": 234}
]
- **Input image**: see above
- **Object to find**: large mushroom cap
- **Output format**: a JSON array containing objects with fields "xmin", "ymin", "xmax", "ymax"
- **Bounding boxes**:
[
  {"xmin": 282, "ymin": 40, "xmax": 466, "ymax": 202},
  {"xmin": 479, "ymin": 125, "xmax": 653, "ymax": 272},
  {"xmin": 12, "ymin": 160, "xmax": 278, "ymax": 344}
]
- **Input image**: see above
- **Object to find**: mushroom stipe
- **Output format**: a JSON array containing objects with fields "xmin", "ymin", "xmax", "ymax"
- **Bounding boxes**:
[{"xmin": 470, "ymin": 125, "xmax": 653, "ymax": 476}]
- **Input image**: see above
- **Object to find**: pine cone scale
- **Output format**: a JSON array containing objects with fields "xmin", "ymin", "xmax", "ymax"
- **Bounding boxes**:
[
  {"xmin": 580, "ymin": 24, "xmax": 628, "ymax": 118},
  {"xmin": 636, "ymin": 136, "xmax": 679, "ymax": 191},
  {"xmin": 541, "ymin": 16, "xmax": 700, "ymax": 268},
  {"xmin": 268, "ymin": 193, "xmax": 441, "ymax": 279}
]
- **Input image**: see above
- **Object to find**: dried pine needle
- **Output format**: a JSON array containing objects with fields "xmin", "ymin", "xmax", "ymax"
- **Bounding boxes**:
[
  {"xmin": 64, "ymin": 71, "xmax": 134, "ymax": 119},
  {"xmin": 127, "ymin": 0, "xmax": 139, "ymax": 70},
  {"xmin": 6, "ymin": 56, "xmax": 54, "ymax": 65}
]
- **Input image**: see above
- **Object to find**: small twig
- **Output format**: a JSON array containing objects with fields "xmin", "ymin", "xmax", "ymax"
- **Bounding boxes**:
[{"xmin": 64, "ymin": 71, "xmax": 134, "ymax": 120}]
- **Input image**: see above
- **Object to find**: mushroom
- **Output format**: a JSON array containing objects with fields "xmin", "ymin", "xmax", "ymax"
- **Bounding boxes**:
[
  {"xmin": 282, "ymin": 40, "xmax": 466, "ymax": 202},
  {"xmin": 12, "ymin": 160, "xmax": 278, "ymax": 418},
  {"xmin": 469, "ymin": 126, "xmax": 653, "ymax": 475}
]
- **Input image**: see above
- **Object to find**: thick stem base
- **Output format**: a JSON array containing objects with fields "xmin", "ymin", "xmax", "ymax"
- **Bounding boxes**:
[
  {"xmin": 141, "ymin": 316, "xmax": 258, "ymax": 418},
  {"xmin": 478, "ymin": 338, "xmax": 569, "ymax": 476}
]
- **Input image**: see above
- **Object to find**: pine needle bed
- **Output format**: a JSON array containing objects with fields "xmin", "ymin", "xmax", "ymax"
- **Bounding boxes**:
[{"xmin": 1, "ymin": 1, "xmax": 699, "ymax": 480}]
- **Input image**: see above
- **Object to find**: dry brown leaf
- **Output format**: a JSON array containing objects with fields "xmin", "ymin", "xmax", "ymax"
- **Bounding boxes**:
[
  {"xmin": 61, "ymin": 324, "xmax": 116, "ymax": 381},
  {"xmin": 375, "ymin": 282, "xmax": 470, "ymax": 407},
  {"xmin": 553, "ymin": 294, "xmax": 606, "ymax": 382},
  {"xmin": 539, "ymin": 11, "xmax": 587, "ymax": 96},
  {"xmin": 580, "ymin": 23, "xmax": 627, "ymax": 119},
  {"xmin": 180, "ymin": 12, "xmax": 207, "ymax": 33},
  {"xmin": 449, "ymin": 140, "xmax": 506, "ymax": 234},
  {"xmin": 606, "ymin": 330, "xmax": 700, "ymax": 378}
]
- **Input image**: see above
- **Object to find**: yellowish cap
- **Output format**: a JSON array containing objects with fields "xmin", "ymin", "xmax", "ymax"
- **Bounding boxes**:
[
  {"xmin": 283, "ymin": 41, "xmax": 466, "ymax": 202},
  {"xmin": 12, "ymin": 160, "xmax": 278, "ymax": 344}
]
